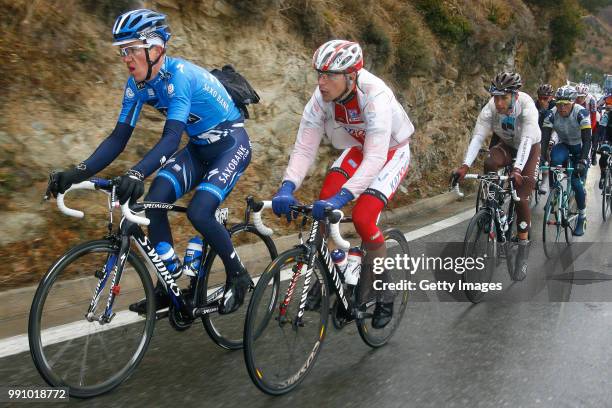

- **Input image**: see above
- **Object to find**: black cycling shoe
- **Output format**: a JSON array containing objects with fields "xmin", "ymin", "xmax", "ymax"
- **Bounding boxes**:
[
  {"xmin": 304, "ymin": 279, "xmax": 322, "ymax": 311},
  {"xmin": 218, "ymin": 269, "xmax": 253, "ymax": 315},
  {"xmin": 371, "ymin": 301, "xmax": 394, "ymax": 329},
  {"xmin": 129, "ymin": 283, "xmax": 170, "ymax": 315}
]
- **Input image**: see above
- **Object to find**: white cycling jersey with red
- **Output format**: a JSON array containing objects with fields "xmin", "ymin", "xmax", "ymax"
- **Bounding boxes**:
[
  {"xmin": 283, "ymin": 68, "xmax": 415, "ymax": 196},
  {"xmin": 464, "ymin": 91, "xmax": 541, "ymax": 170},
  {"xmin": 579, "ymin": 93, "xmax": 597, "ymax": 113}
]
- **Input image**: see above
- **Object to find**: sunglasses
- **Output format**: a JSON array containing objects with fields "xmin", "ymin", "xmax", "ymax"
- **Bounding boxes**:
[
  {"xmin": 316, "ymin": 71, "xmax": 344, "ymax": 81},
  {"xmin": 118, "ymin": 44, "xmax": 153, "ymax": 58},
  {"xmin": 555, "ymin": 99, "xmax": 574, "ymax": 105}
]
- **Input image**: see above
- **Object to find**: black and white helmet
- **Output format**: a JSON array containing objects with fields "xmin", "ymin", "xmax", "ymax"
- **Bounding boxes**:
[
  {"xmin": 537, "ymin": 83, "xmax": 554, "ymax": 97},
  {"xmin": 489, "ymin": 72, "xmax": 522, "ymax": 95},
  {"xmin": 555, "ymin": 85, "xmax": 577, "ymax": 102}
]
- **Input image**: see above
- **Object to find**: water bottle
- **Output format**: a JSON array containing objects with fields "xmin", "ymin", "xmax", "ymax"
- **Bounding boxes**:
[
  {"xmin": 331, "ymin": 249, "xmax": 347, "ymax": 278},
  {"xmin": 156, "ymin": 242, "xmax": 182, "ymax": 279},
  {"xmin": 344, "ymin": 247, "xmax": 363, "ymax": 286},
  {"xmin": 183, "ymin": 236, "xmax": 204, "ymax": 277}
]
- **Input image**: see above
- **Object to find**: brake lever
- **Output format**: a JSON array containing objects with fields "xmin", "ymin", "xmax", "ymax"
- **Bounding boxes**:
[{"xmin": 42, "ymin": 171, "xmax": 58, "ymax": 202}]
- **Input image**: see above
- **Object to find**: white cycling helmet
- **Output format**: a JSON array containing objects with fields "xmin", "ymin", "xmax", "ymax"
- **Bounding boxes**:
[
  {"xmin": 575, "ymin": 83, "xmax": 589, "ymax": 97},
  {"xmin": 312, "ymin": 40, "xmax": 363, "ymax": 74}
]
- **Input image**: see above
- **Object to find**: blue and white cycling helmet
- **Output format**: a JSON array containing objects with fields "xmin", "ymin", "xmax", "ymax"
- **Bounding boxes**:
[
  {"xmin": 112, "ymin": 9, "xmax": 170, "ymax": 46},
  {"xmin": 555, "ymin": 85, "xmax": 577, "ymax": 102}
]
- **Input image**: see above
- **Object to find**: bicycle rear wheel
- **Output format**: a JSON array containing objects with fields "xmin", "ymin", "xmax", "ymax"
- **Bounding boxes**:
[
  {"xmin": 243, "ymin": 247, "xmax": 328, "ymax": 395},
  {"xmin": 202, "ymin": 223, "xmax": 278, "ymax": 350},
  {"xmin": 543, "ymin": 188, "xmax": 563, "ymax": 259},
  {"xmin": 357, "ymin": 228, "xmax": 410, "ymax": 348},
  {"xmin": 28, "ymin": 239, "xmax": 155, "ymax": 398},
  {"xmin": 462, "ymin": 209, "xmax": 497, "ymax": 303}
]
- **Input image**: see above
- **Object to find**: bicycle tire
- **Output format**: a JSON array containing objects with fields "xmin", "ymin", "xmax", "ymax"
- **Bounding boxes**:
[
  {"xmin": 543, "ymin": 188, "xmax": 563, "ymax": 259},
  {"xmin": 603, "ymin": 169, "xmax": 611, "ymax": 221},
  {"xmin": 475, "ymin": 182, "xmax": 483, "ymax": 213},
  {"xmin": 565, "ymin": 189, "xmax": 578, "ymax": 244},
  {"xmin": 357, "ymin": 228, "xmax": 410, "ymax": 348},
  {"xmin": 243, "ymin": 246, "xmax": 328, "ymax": 395},
  {"xmin": 462, "ymin": 210, "xmax": 497, "ymax": 303},
  {"xmin": 28, "ymin": 239, "xmax": 156, "ymax": 398},
  {"xmin": 202, "ymin": 223, "xmax": 278, "ymax": 350}
]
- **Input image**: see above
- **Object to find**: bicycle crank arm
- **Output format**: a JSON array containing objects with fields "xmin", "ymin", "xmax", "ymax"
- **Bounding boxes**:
[{"xmin": 191, "ymin": 305, "xmax": 219, "ymax": 318}]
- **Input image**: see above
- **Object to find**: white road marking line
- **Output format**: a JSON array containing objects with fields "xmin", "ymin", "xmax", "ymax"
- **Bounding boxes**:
[{"xmin": 0, "ymin": 210, "xmax": 473, "ymax": 358}]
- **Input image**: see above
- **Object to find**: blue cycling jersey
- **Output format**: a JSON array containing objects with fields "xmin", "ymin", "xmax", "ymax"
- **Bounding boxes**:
[{"xmin": 119, "ymin": 56, "xmax": 242, "ymax": 136}]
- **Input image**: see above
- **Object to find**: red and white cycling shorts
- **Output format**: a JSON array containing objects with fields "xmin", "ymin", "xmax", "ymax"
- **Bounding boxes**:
[{"xmin": 319, "ymin": 143, "xmax": 410, "ymax": 246}]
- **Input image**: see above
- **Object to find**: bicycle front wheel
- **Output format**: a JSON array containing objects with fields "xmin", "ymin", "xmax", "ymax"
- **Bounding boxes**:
[
  {"xmin": 357, "ymin": 228, "xmax": 410, "ymax": 348},
  {"xmin": 28, "ymin": 239, "xmax": 156, "ymax": 398},
  {"xmin": 202, "ymin": 223, "xmax": 278, "ymax": 350},
  {"xmin": 462, "ymin": 209, "xmax": 497, "ymax": 303},
  {"xmin": 243, "ymin": 246, "xmax": 328, "ymax": 395},
  {"xmin": 565, "ymin": 190, "xmax": 579, "ymax": 244},
  {"xmin": 543, "ymin": 188, "xmax": 563, "ymax": 259}
]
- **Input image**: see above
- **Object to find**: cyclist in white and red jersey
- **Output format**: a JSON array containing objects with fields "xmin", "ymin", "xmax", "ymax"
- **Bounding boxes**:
[
  {"xmin": 452, "ymin": 72, "xmax": 541, "ymax": 281},
  {"xmin": 272, "ymin": 39, "xmax": 414, "ymax": 328},
  {"xmin": 576, "ymin": 83, "xmax": 598, "ymax": 167}
]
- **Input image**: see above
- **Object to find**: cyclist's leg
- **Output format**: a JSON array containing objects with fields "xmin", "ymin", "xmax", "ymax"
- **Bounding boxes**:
[
  {"xmin": 484, "ymin": 142, "xmax": 512, "ymax": 173},
  {"xmin": 591, "ymin": 125, "xmax": 600, "ymax": 165},
  {"xmin": 130, "ymin": 145, "xmax": 205, "ymax": 313},
  {"xmin": 515, "ymin": 143, "xmax": 540, "ymax": 238},
  {"xmin": 569, "ymin": 144, "xmax": 587, "ymax": 236},
  {"xmin": 358, "ymin": 143, "xmax": 410, "ymax": 328},
  {"xmin": 187, "ymin": 127, "xmax": 252, "ymax": 314},
  {"xmin": 319, "ymin": 147, "xmax": 362, "ymax": 199},
  {"xmin": 145, "ymin": 145, "xmax": 203, "ymax": 247},
  {"xmin": 513, "ymin": 143, "xmax": 540, "ymax": 280}
]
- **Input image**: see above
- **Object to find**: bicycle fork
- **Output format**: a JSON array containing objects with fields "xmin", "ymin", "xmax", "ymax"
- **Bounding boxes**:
[{"xmin": 86, "ymin": 237, "xmax": 130, "ymax": 324}]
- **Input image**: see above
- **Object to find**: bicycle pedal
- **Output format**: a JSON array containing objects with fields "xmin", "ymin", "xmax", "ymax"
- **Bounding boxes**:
[{"xmin": 155, "ymin": 309, "xmax": 169, "ymax": 320}]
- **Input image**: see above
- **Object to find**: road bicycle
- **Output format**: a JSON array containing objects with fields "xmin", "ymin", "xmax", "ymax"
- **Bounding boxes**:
[
  {"xmin": 541, "ymin": 160, "xmax": 580, "ymax": 259},
  {"xmin": 29, "ymin": 178, "xmax": 277, "ymax": 398},
  {"xmin": 242, "ymin": 202, "xmax": 410, "ymax": 395},
  {"xmin": 454, "ymin": 173, "xmax": 521, "ymax": 303}
]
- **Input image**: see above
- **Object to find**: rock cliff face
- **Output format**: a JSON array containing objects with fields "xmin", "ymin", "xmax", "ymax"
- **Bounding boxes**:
[{"xmin": 0, "ymin": 0, "xmax": 574, "ymax": 287}]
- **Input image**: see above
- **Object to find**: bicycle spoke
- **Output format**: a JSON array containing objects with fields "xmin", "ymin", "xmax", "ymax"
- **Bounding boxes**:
[{"xmin": 78, "ymin": 334, "xmax": 91, "ymax": 387}]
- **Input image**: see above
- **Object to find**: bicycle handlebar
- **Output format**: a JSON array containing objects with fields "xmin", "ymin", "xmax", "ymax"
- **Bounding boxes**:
[
  {"xmin": 56, "ymin": 181, "xmax": 97, "ymax": 218},
  {"xmin": 250, "ymin": 200, "xmax": 350, "ymax": 250},
  {"xmin": 56, "ymin": 179, "xmax": 151, "ymax": 226},
  {"xmin": 251, "ymin": 200, "xmax": 274, "ymax": 236},
  {"xmin": 454, "ymin": 173, "xmax": 520, "ymax": 202}
]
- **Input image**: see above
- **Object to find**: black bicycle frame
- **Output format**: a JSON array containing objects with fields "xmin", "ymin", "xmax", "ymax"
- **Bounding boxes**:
[
  {"xmin": 294, "ymin": 220, "xmax": 352, "ymax": 322},
  {"xmin": 90, "ymin": 201, "xmax": 226, "ymax": 323}
]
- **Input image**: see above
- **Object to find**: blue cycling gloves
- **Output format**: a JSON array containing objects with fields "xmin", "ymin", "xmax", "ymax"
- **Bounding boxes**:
[
  {"xmin": 312, "ymin": 188, "xmax": 354, "ymax": 220},
  {"xmin": 272, "ymin": 181, "xmax": 298, "ymax": 221},
  {"xmin": 273, "ymin": 181, "xmax": 354, "ymax": 221}
]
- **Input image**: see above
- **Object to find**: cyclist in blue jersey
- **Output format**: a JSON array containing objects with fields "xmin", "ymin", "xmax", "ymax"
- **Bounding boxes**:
[{"xmin": 47, "ymin": 9, "xmax": 252, "ymax": 315}]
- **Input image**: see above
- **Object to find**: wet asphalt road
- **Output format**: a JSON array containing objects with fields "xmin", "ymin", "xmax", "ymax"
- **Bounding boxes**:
[{"xmin": 3, "ymin": 169, "xmax": 612, "ymax": 408}]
